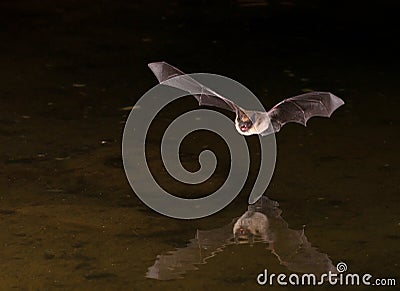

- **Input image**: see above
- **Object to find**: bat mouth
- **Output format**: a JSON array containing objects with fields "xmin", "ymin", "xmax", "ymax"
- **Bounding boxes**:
[
  {"xmin": 240, "ymin": 124, "xmax": 250, "ymax": 132},
  {"xmin": 235, "ymin": 228, "xmax": 252, "ymax": 238}
]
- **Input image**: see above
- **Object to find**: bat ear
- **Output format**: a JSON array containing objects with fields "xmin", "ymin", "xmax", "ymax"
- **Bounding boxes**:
[
  {"xmin": 235, "ymin": 108, "xmax": 241, "ymax": 119},
  {"xmin": 237, "ymin": 109, "xmax": 245, "ymax": 118}
]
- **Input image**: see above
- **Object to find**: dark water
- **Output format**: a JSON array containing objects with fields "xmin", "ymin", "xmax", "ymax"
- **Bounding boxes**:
[{"xmin": 1, "ymin": 0, "xmax": 399, "ymax": 289}]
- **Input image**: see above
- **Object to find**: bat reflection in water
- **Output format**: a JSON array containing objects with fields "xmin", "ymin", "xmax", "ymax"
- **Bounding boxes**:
[
  {"xmin": 148, "ymin": 62, "xmax": 344, "ymax": 136},
  {"xmin": 146, "ymin": 196, "xmax": 337, "ymax": 280}
]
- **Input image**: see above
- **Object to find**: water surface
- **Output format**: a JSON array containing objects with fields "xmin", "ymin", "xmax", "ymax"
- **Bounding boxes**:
[{"xmin": 1, "ymin": 1, "xmax": 399, "ymax": 289}]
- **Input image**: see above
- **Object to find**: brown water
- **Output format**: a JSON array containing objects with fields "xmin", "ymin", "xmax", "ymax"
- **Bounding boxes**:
[{"xmin": 1, "ymin": 1, "xmax": 399, "ymax": 290}]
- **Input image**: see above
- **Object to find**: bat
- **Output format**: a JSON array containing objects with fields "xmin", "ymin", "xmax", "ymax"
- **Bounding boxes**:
[
  {"xmin": 146, "ymin": 196, "xmax": 336, "ymax": 280},
  {"xmin": 148, "ymin": 62, "xmax": 344, "ymax": 136}
]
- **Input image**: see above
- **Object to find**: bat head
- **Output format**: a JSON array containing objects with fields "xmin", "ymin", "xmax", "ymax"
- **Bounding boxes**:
[
  {"xmin": 236, "ymin": 110, "xmax": 254, "ymax": 134},
  {"xmin": 233, "ymin": 211, "xmax": 269, "ymax": 242},
  {"xmin": 234, "ymin": 227, "xmax": 253, "ymax": 243}
]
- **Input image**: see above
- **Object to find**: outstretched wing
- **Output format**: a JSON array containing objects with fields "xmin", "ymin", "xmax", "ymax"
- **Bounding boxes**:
[
  {"xmin": 146, "ymin": 222, "xmax": 234, "ymax": 280},
  {"xmin": 148, "ymin": 62, "xmax": 239, "ymax": 112},
  {"xmin": 267, "ymin": 92, "xmax": 344, "ymax": 133}
]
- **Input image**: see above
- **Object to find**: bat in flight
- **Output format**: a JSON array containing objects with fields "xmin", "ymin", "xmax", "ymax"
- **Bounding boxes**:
[{"xmin": 148, "ymin": 62, "xmax": 344, "ymax": 136}]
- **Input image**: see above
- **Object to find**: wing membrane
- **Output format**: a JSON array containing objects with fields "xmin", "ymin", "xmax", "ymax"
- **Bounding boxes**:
[
  {"xmin": 267, "ymin": 92, "xmax": 344, "ymax": 133},
  {"xmin": 148, "ymin": 62, "xmax": 238, "ymax": 112}
]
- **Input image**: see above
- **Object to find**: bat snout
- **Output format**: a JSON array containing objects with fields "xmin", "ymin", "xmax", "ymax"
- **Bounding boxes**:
[
  {"xmin": 240, "ymin": 124, "xmax": 249, "ymax": 131},
  {"xmin": 239, "ymin": 121, "xmax": 252, "ymax": 132},
  {"xmin": 234, "ymin": 227, "xmax": 251, "ymax": 241}
]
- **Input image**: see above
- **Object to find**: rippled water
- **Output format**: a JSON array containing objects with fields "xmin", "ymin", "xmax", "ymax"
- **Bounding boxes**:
[{"xmin": 1, "ymin": 1, "xmax": 399, "ymax": 290}]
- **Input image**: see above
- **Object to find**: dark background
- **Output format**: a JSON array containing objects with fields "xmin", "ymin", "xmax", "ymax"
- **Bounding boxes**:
[{"xmin": 1, "ymin": 0, "xmax": 399, "ymax": 289}]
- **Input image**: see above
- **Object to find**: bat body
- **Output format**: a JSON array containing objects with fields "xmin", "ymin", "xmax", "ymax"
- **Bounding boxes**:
[{"xmin": 148, "ymin": 62, "xmax": 344, "ymax": 136}]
